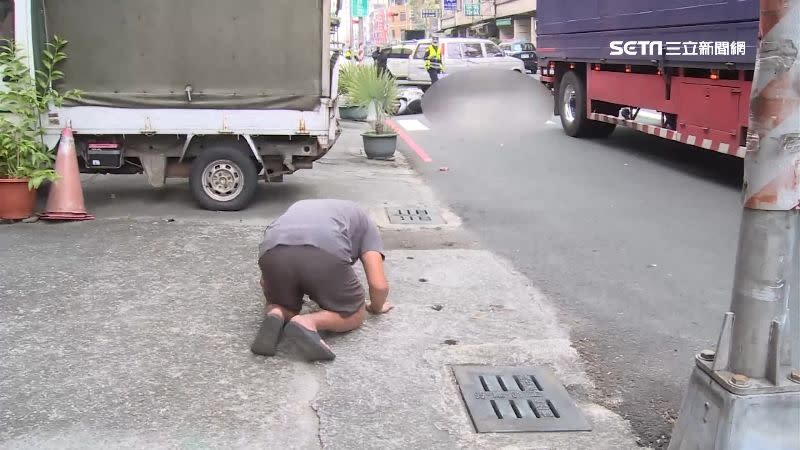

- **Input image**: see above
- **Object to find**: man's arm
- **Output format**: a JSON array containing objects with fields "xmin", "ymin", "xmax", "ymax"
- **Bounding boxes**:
[{"xmin": 361, "ymin": 251, "xmax": 392, "ymax": 314}]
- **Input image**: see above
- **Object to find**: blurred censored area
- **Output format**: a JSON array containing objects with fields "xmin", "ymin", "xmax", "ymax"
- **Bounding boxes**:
[{"xmin": 422, "ymin": 70, "xmax": 542, "ymax": 134}]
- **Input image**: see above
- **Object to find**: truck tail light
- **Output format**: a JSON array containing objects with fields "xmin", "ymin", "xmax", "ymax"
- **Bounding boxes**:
[
  {"xmin": 593, "ymin": 64, "xmax": 601, "ymax": 71},
  {"xmin": 625, "ymin": 65, "xmax": 632, "ymax": 73},
  {"xmin": 710, "ymin": 69, "xmax": 719, "ymax": 80},
  {"xmin": 569, "ymin": 63, "xmax": 575, "ymax": 69}
]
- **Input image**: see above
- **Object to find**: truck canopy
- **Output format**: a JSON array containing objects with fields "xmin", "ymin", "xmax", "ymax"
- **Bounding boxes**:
[{"xmin": 40, "ymin": 0, "xmax": 325, "ymax": 110}]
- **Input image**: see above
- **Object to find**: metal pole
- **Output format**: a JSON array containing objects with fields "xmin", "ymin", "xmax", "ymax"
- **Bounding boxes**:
[
  {"xmin": 668, "ymin": 1, "xmax": 800, "ymax": 448},
  {"xmin": 727, "ymin": 0, "xmax": 800, "ymax": 380}
]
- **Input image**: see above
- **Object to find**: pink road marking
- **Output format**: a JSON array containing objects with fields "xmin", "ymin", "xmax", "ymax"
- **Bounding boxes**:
[{"xmin": 385, "ymin": 119, "xmax": 432, "ymax": 163}]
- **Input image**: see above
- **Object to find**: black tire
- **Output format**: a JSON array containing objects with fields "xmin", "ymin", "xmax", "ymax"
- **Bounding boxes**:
[
  {"xmin": 189, "ymin": 146, "xmax": 259, "ymax": 211},
  {"xmin": 558, "ymin": 71, "xmax": 616, "ymax": 138}
]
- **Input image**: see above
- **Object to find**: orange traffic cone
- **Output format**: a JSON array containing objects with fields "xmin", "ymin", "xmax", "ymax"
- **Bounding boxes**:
[{"xmin": 40, "ymin": 128, "xmax": 94, "ymax": 221}]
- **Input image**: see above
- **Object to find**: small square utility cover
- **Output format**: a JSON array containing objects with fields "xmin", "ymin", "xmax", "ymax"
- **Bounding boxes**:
[
  {"xmin": 385, "ymin": 207, "xmax": 444, "ymax": 225},
  {"xmin": 453, "ymin": 365, "xmax": 592, "ymax": 433}
]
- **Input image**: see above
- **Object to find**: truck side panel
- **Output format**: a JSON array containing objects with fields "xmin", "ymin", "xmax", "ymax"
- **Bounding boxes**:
[
  {"xmin": 537, "ymin": 21, "xmax": 758, "ymax": 68},
  {"xmin": 537, "ymin": 0, "xmax": 759, "ymax": 36},
  {"xmin": 43, "ymin": 0, "xmax": 326, "ymax": 110}
]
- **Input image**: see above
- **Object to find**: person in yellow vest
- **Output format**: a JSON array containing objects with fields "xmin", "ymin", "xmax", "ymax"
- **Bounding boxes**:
[
  {"xmin": 424, "ymin": 37, "xmax": 444, "ymax": 84},
  {"xmin": 344, "ymin": 48, "xmax": 353, "ymax": 60}
]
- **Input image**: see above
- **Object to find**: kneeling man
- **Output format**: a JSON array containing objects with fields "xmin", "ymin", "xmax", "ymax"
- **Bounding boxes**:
[{"xmin": 252, "ymin": 199, "xmax": 392, "ymax": 361}]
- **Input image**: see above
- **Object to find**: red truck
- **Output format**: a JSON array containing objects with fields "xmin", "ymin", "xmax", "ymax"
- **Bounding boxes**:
[{"xmin": 537, "ymin": 0, "xmax": 759, "ymax": 159}]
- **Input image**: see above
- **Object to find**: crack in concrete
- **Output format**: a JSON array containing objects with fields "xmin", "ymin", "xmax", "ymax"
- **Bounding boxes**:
[{"xmin": 311, "ymin": 401, "xmax": 324, "ymax": 449}]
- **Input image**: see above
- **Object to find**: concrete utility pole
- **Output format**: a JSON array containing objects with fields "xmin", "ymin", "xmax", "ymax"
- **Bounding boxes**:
[{"xmin": 669, "ymin": 1, "xmax": 800, "ymax": 449}]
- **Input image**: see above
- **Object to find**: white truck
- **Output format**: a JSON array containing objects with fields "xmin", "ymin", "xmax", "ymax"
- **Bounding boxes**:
[{"xmin": 8, "ymin": 0, "xmax": 341, "ymax": 210}]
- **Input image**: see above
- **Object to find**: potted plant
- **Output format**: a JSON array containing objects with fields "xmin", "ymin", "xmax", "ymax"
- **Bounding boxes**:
[
  {"xmin": 342, "ymin": 64, "xmax": 399, "ymax": 160},
  {"xmin": 337, "ymin": 63, "xmax": 369, "ymax": 121},
  {"xmin": 0, "ymin": 37, "xmax": 80, "ymax": 219}
]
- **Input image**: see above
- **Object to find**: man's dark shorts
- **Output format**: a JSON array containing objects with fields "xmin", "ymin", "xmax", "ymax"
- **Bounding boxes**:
[{"xmin": 258, "ymin": 245, "xmax": 365, "ymax": 316}]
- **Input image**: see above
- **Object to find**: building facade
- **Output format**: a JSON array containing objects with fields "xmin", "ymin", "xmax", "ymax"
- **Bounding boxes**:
[
  {"xmin": 440, "ymin": 0, "xmax": 537, "ymax": 44},
  {"xmin": 387, "ymin": 1, "xmax": 410, "ymax": 42},
  {"xmin": 495, "ymin": 0, "xmax": 536, "ymax": 44}
]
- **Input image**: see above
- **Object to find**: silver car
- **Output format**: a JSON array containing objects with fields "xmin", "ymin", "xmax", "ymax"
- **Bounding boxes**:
[{"xmin": 397, "ymin": 38, "xmax": 526, "ymax": 84}]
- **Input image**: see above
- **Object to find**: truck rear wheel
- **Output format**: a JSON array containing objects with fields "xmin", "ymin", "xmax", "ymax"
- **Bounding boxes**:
[
  {"xmin": 558, "ymin": 71, "xmax": 616, "ymax": 138},
  {"xmin": 190, "ymin": 147, "xmax": 259, "ymax": 211}
]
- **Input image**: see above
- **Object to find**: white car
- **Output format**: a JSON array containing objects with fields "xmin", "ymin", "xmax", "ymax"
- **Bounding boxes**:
[
  {"xmin": 387, "ymin": 38, "xmax": 526, "ymax": 84},
  {"xmin": 384, "ymin": 42, "xmax": 417, "ymax": 80}
]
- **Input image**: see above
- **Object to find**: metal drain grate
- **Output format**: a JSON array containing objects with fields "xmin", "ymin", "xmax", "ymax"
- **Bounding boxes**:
[
  {"xmin": 453, "ymin": 366, "xmax": 592, "ymax": 433},
  {"xmin": 386, "ymin": 207, "xmax": 440, "ymax": 224}
]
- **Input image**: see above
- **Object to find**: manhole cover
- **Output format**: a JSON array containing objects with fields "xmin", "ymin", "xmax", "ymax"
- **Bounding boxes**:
[
  {"xmin": 385, "ymin": 207, "xmax": 441, "ymax": 224},
  {"xmin": 453, "ymin": 365, "xmax": 591, "ymax": 433}
]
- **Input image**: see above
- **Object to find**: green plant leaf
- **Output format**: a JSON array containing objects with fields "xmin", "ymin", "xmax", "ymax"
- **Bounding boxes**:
[{"xmin": 0, "ymin": 38, "xmax": 76, "ymax": 179}]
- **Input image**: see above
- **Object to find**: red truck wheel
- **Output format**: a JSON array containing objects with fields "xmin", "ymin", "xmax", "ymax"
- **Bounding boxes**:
[{"xmin": 558, "ymin": 71, "xmax": 616, "ymax": 138}]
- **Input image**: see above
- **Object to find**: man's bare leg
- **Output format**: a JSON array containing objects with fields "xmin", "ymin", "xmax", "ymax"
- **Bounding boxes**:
[
  {"xmin": 291, "ymin": 307, "xmax": 366, "ymax": 333},
  {"xmin": 265, "ymin": 303, "xmax": 297, "ymax": 322},
  {"xmin": 260, "ymin": 277, "xmax": 298, "ymax": 321},
  {"xmin": 284, "ymin": 307, "xmax": 366, "ymax": 360},
  {"xmin": 251, "ymin": 278, "xmax": 298, "ymax": 356}
]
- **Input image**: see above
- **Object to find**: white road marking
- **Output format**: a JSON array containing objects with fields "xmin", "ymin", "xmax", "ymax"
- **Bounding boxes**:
[{"xmin": 396, "ymin": 119, "xmax": 429, "ymax": 131}]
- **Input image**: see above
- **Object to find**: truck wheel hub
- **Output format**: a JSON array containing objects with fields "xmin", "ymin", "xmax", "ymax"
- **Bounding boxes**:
[
  {"xmin": 563, "ymin": 85, "xmax": 577, "ymax": 124},
  {"xmin": 203, "ymin": 160, "xmax": 244, "ymax": 201}
]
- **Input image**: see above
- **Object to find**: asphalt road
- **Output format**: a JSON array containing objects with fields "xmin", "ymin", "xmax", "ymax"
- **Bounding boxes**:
[{"xmin": 393, "ymin": 76, "xmax": 744, "ymax": 448}]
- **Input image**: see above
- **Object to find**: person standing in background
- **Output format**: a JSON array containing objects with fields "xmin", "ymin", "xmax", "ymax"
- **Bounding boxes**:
[{"xmin": 424, "ymin": 37, "xmax": 443, "ymax": 84}]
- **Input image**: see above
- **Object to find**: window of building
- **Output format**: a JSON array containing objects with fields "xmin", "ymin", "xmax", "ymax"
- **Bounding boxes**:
[
  {"xmin": 399, "ymin": 12, "xmax": 406, "ymax": 21},
  {"xmin": 0, "ymin": 0, "xmax": 13, "ymax": 42}
]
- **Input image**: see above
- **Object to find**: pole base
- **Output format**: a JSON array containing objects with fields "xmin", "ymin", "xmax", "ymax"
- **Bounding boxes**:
[{"xmin": 669, "ymin": 366, "xmax": 800, "ymax": 450}]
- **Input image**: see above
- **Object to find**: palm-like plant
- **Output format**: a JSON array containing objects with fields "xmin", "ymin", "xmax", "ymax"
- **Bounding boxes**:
[{"xmin": 341, "ymin": 64, "xmax": 399, "ymax": 134}]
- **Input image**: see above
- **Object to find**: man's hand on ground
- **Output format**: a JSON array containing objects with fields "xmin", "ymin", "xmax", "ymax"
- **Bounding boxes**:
[{"xmin": 366, "ymin": 301, "xmax": 394, "ymax": 315}]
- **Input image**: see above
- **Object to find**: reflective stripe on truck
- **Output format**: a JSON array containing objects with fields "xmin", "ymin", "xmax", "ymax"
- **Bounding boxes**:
[{"xmin": 588, "ymin": 112, "xmax": 747, "ymax": 158}]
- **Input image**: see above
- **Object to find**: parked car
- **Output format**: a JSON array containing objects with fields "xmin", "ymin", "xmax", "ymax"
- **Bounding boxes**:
[
  {"xmin": 383, "ymin": 42, "xmax": 417, "ymax": 80},
  {"xmin": 387, "ymin": 38, "xmax": 526, "ymax": 85},
  {"xmin": 499, "ymin": 41, "xmax": 537, "ymax": 73}
]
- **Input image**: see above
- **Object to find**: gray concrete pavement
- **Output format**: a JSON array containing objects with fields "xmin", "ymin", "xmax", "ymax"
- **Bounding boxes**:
[
  {"xmin": 393, "ymin": 76, "xmax": 744, "ymax": 448},
  {"xmin": 0, "ymin": 122, "xmax": 640, "ymax": 449}
]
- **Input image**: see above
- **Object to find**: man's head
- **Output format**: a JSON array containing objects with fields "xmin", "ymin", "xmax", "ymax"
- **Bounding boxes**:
[{"xmin": 431, "ymin": 36, "xmax": 440, "ymax": 45}]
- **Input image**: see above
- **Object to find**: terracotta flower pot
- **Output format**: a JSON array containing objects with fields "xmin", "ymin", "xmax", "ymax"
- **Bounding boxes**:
[{"xmin": 0, "ymin": 179, "xmax": 37, "ymax": 220}]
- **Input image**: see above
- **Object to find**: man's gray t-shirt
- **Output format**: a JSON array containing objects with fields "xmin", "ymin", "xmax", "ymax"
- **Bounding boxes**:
[{"xmin": 259, "ymin": 199, "xmax": 384, "ymax": 264}]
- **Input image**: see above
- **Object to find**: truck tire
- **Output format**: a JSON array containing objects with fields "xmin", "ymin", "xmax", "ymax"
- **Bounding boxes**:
[
  {"xmin": 190, "ymin": 147, "xmax": 259, "ymax": 211},
  {"xmin": 558, "ymin": 71, "xmax": 616, "ymax": 138}
]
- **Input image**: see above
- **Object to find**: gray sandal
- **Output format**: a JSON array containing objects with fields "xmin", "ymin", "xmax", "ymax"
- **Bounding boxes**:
[
  {"xmin": 284, "ymin": 321, "xmax": 336, "ymax": 361},
  {"xmin": 251, "ymin": 315, "xmax": 285, "ymax": 356}
]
